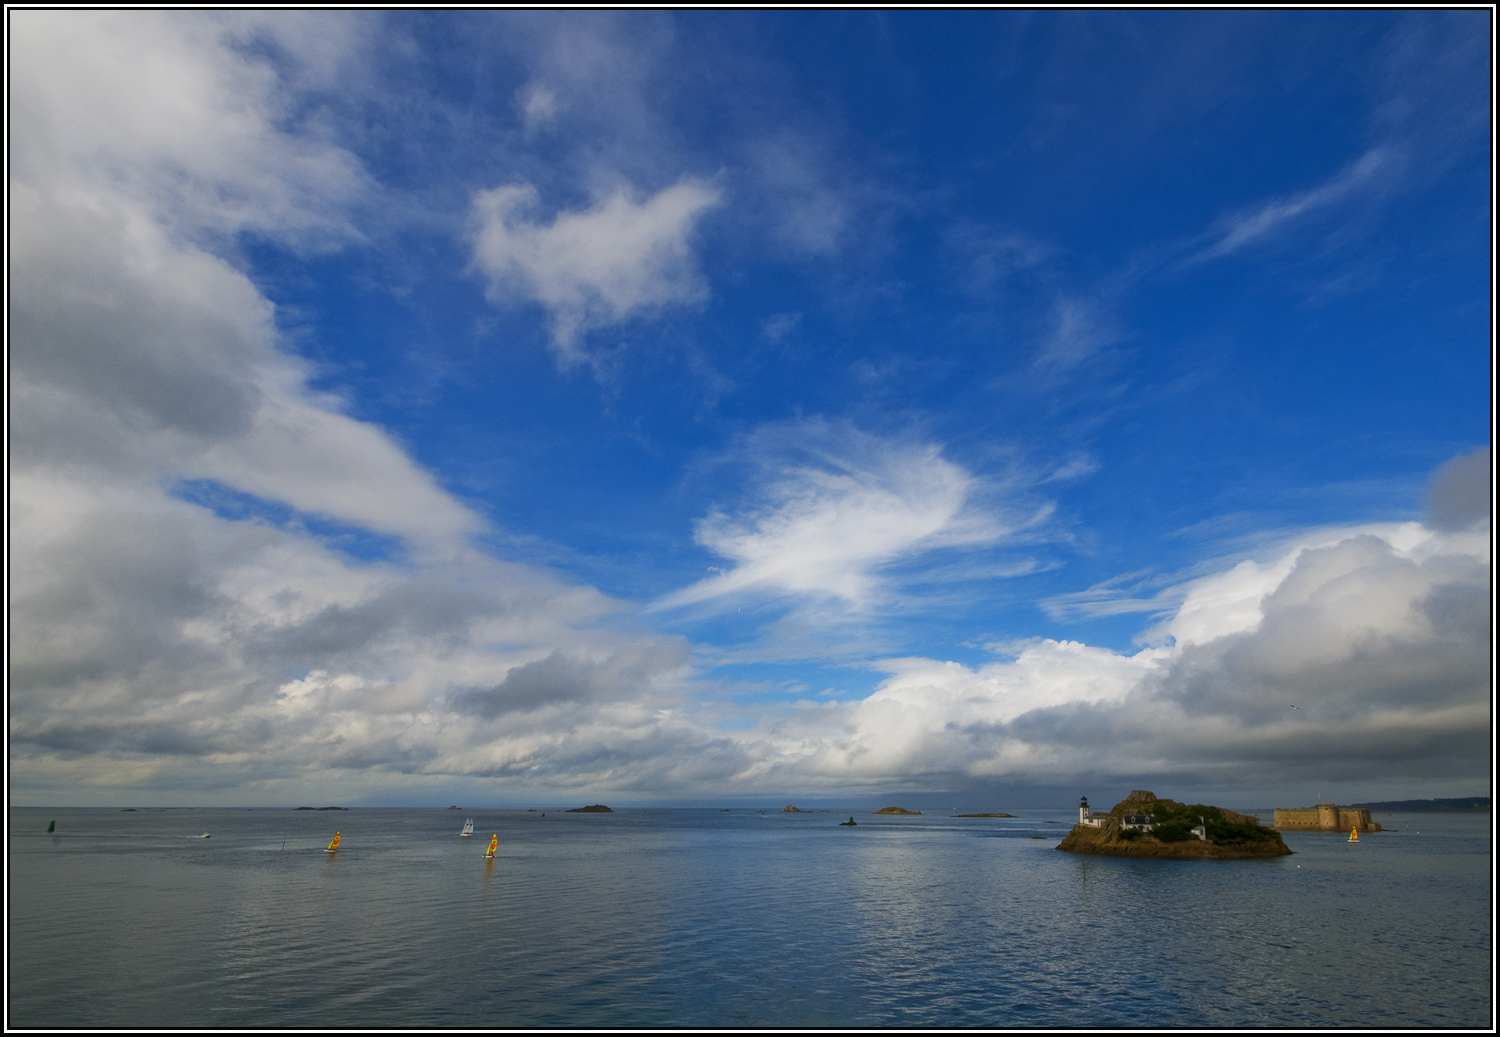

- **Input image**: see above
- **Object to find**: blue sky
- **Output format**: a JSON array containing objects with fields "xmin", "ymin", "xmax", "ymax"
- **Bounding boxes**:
[{"xmin": 10, "ymin": 11, "xmax": 1491, "ymax": 806}]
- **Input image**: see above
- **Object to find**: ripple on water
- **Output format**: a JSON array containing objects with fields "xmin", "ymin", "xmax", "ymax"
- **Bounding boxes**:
[{"xmin": 7, "ymin": 809, "xmax": 1491, "ymax": 1027}]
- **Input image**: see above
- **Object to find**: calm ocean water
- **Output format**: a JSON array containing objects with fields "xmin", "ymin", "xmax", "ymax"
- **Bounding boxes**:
[{"xmin": 7, "ymin": 806, "xmax": 1491, "ymax": 1028}]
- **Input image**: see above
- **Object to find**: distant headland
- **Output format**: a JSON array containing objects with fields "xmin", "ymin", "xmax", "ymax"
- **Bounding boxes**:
[
  {"xmin": 1058, "ymin": 791, "xmax": 1292, "ymax": 859},
  {"xmin": 952, "ymin": 812, "xmax": 1014, "ymax": 818},
  {"xmin": 294, "ymin": 806, "xmax": 349, "ymax": 811},
  {"xmin": 1352, "ymin": 797, "xmax": 1490, "ymax": 813},
  {"xmin": 565, "ymin": 804, "xmax": 613, "ymax": 813}
]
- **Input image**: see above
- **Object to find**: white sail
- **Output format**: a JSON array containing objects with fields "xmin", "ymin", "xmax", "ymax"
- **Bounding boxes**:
[{"xmin": 461, "ymin": 817, "xmax": 474, "ymax": 837}]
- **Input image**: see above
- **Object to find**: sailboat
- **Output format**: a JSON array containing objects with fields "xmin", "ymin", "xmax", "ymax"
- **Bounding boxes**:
[
  {"xmin": 483, "ymin": 834, "xmax": 498, "ymax": 858},
  {"xmin": 460, "ymin": 817, "xmax": 475, "ymax": 837},
  {"xmin": 325, "ymin": 831, "xmax": 341, "ymax": 854},
  {"xmin": 1348, "ymin": 827, "xmax": 1359, "ymax": 843}
]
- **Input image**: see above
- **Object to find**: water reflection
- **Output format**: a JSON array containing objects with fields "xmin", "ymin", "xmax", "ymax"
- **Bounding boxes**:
[{"xmin": 7, "ymin": 808, "xmax": 1489, "ymax": 1028}]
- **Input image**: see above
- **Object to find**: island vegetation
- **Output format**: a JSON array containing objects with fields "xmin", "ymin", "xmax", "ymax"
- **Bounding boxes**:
[{"xmin": 1058, "ymin": 791, "xmax": 1291, "ymax": 859}]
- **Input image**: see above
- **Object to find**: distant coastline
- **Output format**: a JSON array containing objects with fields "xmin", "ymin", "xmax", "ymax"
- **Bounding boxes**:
[{"xmin": 1351, "ymin": 797, "xmax": 1490, "ymax": 813}]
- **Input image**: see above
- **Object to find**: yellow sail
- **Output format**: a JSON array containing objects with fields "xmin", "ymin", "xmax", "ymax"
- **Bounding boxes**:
[
  {"xmin": 326, "ymin": 831, "xmax": 341, "ymax": 852},
  {"xmin": 485, "ymin": 834, "xmax": 498, "ymax": 857},
  {"xmin": 1348, "ymin": 827, "xmax": 1358, "ymax": 843}
]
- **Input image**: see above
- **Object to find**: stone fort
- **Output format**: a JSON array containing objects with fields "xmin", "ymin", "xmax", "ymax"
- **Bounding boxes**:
[{"xmin": 1273, "ymin": 803, "xmax": 1382, "ymax": 832}]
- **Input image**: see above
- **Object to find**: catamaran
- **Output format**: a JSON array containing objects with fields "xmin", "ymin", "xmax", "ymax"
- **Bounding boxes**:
[
  {"xmin": 483, "ymin": 834, "xmax": 498, "ymax": 858},
  {"xmin": 325, "ymin": 832, "xmax": 341, "ymax": 853},
  {"xmin": 1348, "ymin": 827, "xmax": 1359, "ymax": 843},
  {"xmin": 461, "ymin": 817, "xmax": 475, "ymax": 837}
]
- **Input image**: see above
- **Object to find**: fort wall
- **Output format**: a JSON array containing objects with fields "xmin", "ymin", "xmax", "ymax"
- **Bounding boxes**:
[{"xmin": 1273, "ymin": 804, "xmax": 1381, "ymax": 832}]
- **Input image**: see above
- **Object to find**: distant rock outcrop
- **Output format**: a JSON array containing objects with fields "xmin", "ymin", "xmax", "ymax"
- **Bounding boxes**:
[
  {"xmin": 782, "ymin": 805, "xmax": 809, "ymax": 812},
  {"xmin": 565, "ymin": 804, "xmax": 613, "ymax": 813},
  {"xmin": 873, "ymin": 807, "xmax": 921, "ymax": 815}
]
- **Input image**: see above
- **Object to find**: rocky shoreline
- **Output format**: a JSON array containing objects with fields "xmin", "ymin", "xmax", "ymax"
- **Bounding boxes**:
[{"xmin": 1057, "ymin": 826, "xmax": 1293, "ymax": 858}]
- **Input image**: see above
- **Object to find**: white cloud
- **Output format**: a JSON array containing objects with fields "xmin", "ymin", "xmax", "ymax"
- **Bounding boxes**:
[
  {"xmin": 10, "ymin": 14, "xmax": 1487, "ymax": 805},
  {"xmin": 471, "ymin": 178, "xmax": 721, "ymax": 365},
  {"xmin": 6, "ymin": 12, "xmax": 694, "ymax": 802},
  {"xmin": 10, "ymin": 183, "xmax": 476, "ymax": 551},
  {"xmin": 519, "ymin": 82, "xmax": 561, "ymax": 128},
  {"xmin": 656, "ymin": 423, "xmax": 1006, "ymax": 613},
  {"xmin": 745, "ymin": 519, "xmax": 1490, "ymax": 793},
  {"xmin": 1199, "ymin": 147, "xmax": 1399, "ymax": 259},
  {"xmin": 9, "ymin": 10, "xmax": 370, "ymax": 248}
]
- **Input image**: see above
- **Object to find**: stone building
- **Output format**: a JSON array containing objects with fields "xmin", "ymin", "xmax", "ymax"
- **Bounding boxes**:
[{"xmin": 1273, "ymin": 803, "xmax": 1382, "ymax": 832}]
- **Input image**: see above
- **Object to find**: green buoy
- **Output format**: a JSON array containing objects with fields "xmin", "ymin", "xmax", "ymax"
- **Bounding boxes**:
[{"xmin": 47, "ymin": 819, "xmax": 55, "ymax": 833}]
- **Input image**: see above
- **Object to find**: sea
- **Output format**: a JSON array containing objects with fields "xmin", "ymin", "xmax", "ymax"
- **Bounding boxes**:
[{"xmin": 6, "ymin": 806, "xmax": 1491, "ymax": 1028}]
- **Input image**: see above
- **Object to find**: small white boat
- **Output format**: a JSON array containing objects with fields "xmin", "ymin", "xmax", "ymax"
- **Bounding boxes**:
[{"xmin": 461, "ymin": 817, "xmax": 474, "ymax": 837}]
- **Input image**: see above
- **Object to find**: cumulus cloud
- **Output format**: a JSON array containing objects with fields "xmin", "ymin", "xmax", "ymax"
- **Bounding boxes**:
[
  {"xmin": 11, "ymin": 14, "xmax": 1487, "ymax": 805},
  {"xmin": 7, "ymin": 12, "xmax": 692, "ymax": 802},
  {"xmin": 750, "ymin": 520, "xmax": 1490, "ymax": 793},
  {"xmin": 657, "ymin": 423, "xmax": 1008, "ymax": 613},
  {"xmin": 471, "ymin": 178, "xmax": 721, "ymax": 365}
]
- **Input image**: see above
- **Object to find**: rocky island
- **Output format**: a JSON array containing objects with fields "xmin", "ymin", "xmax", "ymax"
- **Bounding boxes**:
[
  {"xmin": 565, "ymin": 804, "xmax": 613, "ymax": 813},
  {"xmin": 1058, "ymin": 791, "xmax": 1291, "ymax": 859},
  {"xmin": 873, "ymin": 807, "xmax": 921, "ymax": 815}
]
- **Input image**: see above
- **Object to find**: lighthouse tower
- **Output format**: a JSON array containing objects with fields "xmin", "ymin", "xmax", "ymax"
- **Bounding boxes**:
[{"xmin": 1079, "ymin": 796, "xmax": 1090, "ymax": 824}]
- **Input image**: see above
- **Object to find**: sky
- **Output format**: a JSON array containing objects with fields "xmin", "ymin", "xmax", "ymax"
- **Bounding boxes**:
[{"xmin": 9, "ymin": 10, "xmax": 1492, "ymax": 808}]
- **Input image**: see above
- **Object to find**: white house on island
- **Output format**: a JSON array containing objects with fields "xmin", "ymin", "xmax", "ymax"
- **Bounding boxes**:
[{"xmin": 1077, "ymin": 795, "xmax": 1157, "ymax": 832}]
